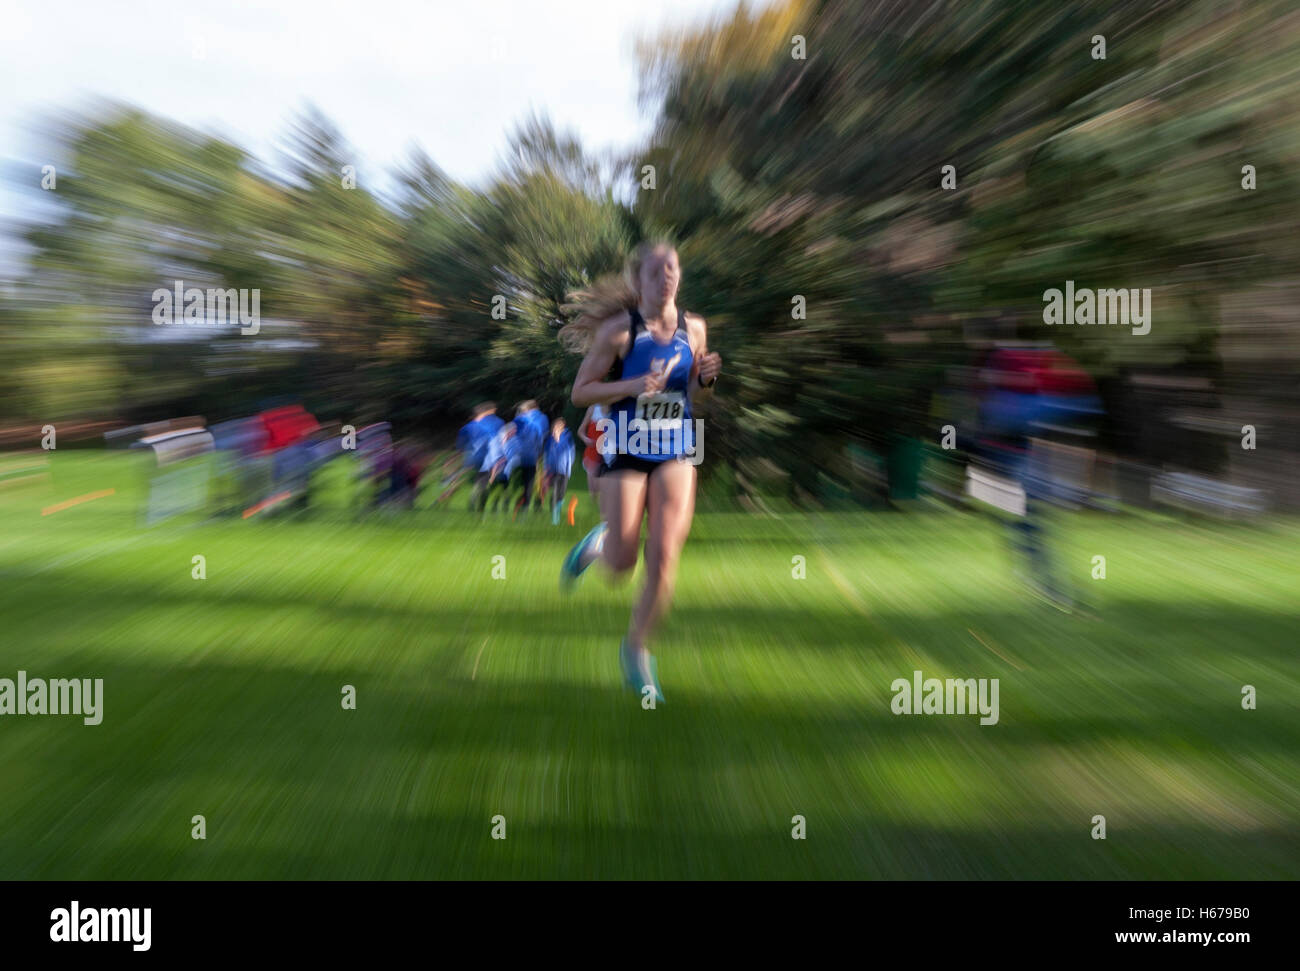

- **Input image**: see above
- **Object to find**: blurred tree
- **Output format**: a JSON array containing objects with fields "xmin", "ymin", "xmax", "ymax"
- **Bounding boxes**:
[{"xmin": 7, "ymin": 0, "xmax": 1300, "ymax": 501}]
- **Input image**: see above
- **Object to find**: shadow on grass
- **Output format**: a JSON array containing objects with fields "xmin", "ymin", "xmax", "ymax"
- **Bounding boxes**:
[{"xmin": 0, "ymin": 648, "xmax": 1296, "ymax": 880}]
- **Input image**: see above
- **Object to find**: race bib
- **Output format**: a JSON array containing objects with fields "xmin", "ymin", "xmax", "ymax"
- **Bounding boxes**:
[
  {"xmin": 635, "ymin": 391, "xmax": 686, "ymax": 426},
  {"xmin": 612, "ymin": 392, "xmax": 694, "ymax": 458}
]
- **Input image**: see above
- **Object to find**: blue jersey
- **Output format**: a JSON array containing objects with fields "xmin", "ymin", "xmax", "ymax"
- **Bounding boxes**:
[
  {"xmin": 982, "ymin": 389, "xmax": 1101, "ymax": 442},
  {"xmin": 482, "ymin": 428, "xmax": 520, "ymax": 478},
  {"xmin": 458, "ymin": 414, "xmax": 503, "ymax": 469},
  {"xmin": 543, "ymin": 429, "xmax": 574, "ymax": 477},
  {"xmin": 512, "ymin": 410, "xmax": 545, "ymax": 465},
  {"xmin": 528, "ymin": 409, "xmax": 549, "ymax": 446},
  {"xmin": 503, "ymin": 435, "xmax": 522, "ymax": 477},
  {"xmin": 608, "ymin": 307, "xmax": 696, "ymax": 461}
]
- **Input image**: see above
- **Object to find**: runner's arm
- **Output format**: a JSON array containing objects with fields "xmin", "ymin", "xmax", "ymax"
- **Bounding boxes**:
[
  {"xmin": 687, "ymin": 313, "xmax": 721, "ymax": 405},
  {"xmin": 572, "ymin": 314, "xmax": 663, "ymax": 407}
]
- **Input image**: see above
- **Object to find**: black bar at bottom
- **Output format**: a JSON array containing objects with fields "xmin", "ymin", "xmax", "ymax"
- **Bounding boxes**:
[{"xmin": 0, "ymin": 880, "xmax": 1281, "ymax": 958}]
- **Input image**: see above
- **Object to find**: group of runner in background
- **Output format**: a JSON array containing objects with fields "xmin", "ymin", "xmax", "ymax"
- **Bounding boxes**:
[
  {"xmin": 122, "ymin": 396, "xmax": 578, "ymax": 526},
  {"xmin": 447, "ymin": 400, "xmax": 577, "ymax": 524}
]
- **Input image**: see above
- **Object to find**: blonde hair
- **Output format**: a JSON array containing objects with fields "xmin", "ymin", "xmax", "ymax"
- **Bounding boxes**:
[{"xmin": 558, "ymin": 239, "xmax": 676, "ymax": 353}]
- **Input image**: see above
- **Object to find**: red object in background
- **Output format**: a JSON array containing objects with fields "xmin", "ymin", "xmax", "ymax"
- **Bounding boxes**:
[
  {"xmin": 583, "ymin": 418, "xmax": 600, "ymax": 464},
  {"xmin": 258, "ymin": 406, "xmax": 319, "ymax": 452},
  {"xmin": 985, "ymin": 349, "xmax": 1095, "ymax": 396}
]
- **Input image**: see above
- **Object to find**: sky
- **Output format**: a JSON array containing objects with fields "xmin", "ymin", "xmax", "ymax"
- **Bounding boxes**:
[{"xmin": 0, "ymin": 0, "xmax": 754, "ymax": 277}]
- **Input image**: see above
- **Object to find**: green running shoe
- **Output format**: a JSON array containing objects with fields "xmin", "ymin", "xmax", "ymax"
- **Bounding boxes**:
[
  {"xmin": 641, "ymin": 652, "xmax": 664, "ymax": 705},
  {"xmin": 561, "ymin": 521, "xmax": 607, "ymax": 592},
  {"xmin": 621, "ymin": 643, "xmax": 664, "ymax": 705},
  {"xmin": 619, "ymin": 639, "xmax": 641, "ymax": 693}
]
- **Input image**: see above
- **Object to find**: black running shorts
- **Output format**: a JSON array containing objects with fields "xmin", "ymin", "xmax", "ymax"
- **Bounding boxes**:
[{"xmin": 597, "ymin": 454, "xmax": 667, "ymax": 477}]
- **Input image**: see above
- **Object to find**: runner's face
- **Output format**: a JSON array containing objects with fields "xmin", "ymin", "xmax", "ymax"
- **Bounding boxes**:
[{"xmin": 639, "ymin": 248, "xmax": 680, "ymax": 306}]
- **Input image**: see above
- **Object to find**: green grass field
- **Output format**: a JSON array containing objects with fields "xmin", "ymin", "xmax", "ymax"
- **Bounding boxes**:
[{"xmin": 1, "ymin": 452, "xmax": 1297, "ymax": 879}]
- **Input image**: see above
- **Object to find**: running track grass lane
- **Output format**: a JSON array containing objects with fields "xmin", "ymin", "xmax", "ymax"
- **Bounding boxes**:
[{"xmin": 0, "ymin": 453, "xmax": 1296, "ymax": 878}]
